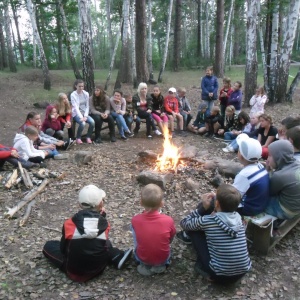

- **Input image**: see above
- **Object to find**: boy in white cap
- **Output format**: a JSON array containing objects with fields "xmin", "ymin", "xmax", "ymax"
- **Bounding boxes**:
[{"xmin": 42, "ymin": 185, "xmax": 132, "ymax": 282}]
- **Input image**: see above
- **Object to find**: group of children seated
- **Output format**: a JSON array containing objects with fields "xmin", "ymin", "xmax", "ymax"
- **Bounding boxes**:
[{"xmin": 1, "ymin": 70, "xmax": 300, "ymax": 285}]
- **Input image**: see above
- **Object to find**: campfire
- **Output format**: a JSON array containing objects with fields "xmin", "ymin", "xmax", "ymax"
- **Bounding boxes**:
[{"xmin": 155, "ymin": 127, "xmax": 183, "ymax": 173}]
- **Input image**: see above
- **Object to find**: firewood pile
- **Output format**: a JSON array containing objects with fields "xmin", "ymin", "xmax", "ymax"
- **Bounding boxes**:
[{"xmin": 1, "ymin": 163, "xmax": 66, "ymax": 227}]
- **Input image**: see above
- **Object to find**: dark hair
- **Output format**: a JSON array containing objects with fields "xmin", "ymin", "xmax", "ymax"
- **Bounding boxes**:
[
  {"xmin": 223, "ymin": 77, "xmax": 231, "ymax": 85},
  {"xmin": 281, "ymin": 116, "xmax": 300, "ymax": 130},
  {"xmin": 259, "ymin": 113, "xmax": 273, "ymax": 124},
  {"xmin": 26, "ymin": 111, "xmax": 39, "ymax": 121},
  {"xmin": 235, "ymin": 81, "xmax": 242, "ymax": 88},
  {"xmin": 238, "ymin": 111, "xmax": 250, "ymax": 125},
  {"xmin": 73, "ymin": 79, "xmax": 84, "ymax": 90},
  {"xmin": 113, "ymin": 89, "xmax": 123, "ymax": 97},
  {"xmin": 206, "ymin": 66, "xmax": 213, "ymax": 72},
  {"xmin": 286, "ymin": 125, "xmax": 300, "ymax": 150},
  {"xmin": 216, "ymin": 184, "xmax": 241, "ymax": 212}
]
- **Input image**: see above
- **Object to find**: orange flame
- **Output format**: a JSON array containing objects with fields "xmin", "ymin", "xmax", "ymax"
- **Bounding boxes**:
[{"xmin": 155, "ymin": 127, "xmax": 181, "ymax": 172}]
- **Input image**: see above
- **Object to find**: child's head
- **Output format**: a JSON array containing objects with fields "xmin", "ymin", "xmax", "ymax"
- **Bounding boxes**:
[
  {"xmin": 210, "ymin": 106, "xmax": 220, "ymax": 116},
  {"xmin": 78, "ymin": 185, "xmax": 106, "ymax": 210},
  {"xmin": 141, "ymin": 184, "xmax": 163, "ymax": 211},
  {"xmin": 124, "ymin": 93, "xmax": 132, "ymax": 103},
  {"xmin": 74, "ymin": 79, "xmax": 84, "ymax": 92},
  {"xmin": 215, "ymin": 184, "xmax": 241, "ymax": 212},
  {"xmin": 57, "ymin": 93, "xmax": 71, "ymax": 115},
  {"xmin": 113, "ymin": 89, "xmax": 123, "ymax": 101},
  {"xmin": 198, "ymin": 102, "xmax": 208, "ymax": 113},
  {"xmin": 46, "ymin": 106, "xmax": 58, "ymax": 120},
  {"xmin": 222, "ymin": 77, "xmax": 231, "ymax": 88},
  {"xmin": 280, "ymin": 116, "xmax": 300, "ymax": 139},
  {"xmin": 236, "ymin": 134, "xmax": 262, "ymax": 163},
  {"xmin": 26, "ymin": 112, "xmax": 41, "ymax": 127},
  {"xmin": 250, "ymin": 112, "xmax": 261, "ymax": 126},
  {"xmin": 205, "ymin": 66, "xmax": 213, "ymax": 76},
  {"xmin": 259, "ymin": 114, "xmax": 272, "ymax": 128},
  {"xmin": 238, "ymin": 111, "xmax": 250, "ymax": 125},
  {"xmin": 153, "ymin": 86, "xmax": 161, "ymax": 97},
  {"xmin": 138, "ymin": 82, "xmax": 148, "ymax": 95},
  {"xmin": 225, "ymin": 105, "xmax": 235, "ymax": 117},
  {"xmin": 232, "ymin": 81, "xmax": 242, "ymax": 91},
  {"xmin": 286, "ymin": 125, "xmax": 300, "ymax": 151},
  {"xmin": 177, "ymin": 87, "xmax": 186, "ymax": 98},
  {"xmin": 25, "ymin": 125, "xmax": 39, "ymax": 141},
  {"xmin": 94, "ymin": 85, "xmax": 105, "ymax": 98},
  {"xmin": 168, "ymin": 87, "xmax": 176, "ymax": 96},
  {"xmin": 256, "ymin": 86, "xmax": 265, "ymax": 95}
]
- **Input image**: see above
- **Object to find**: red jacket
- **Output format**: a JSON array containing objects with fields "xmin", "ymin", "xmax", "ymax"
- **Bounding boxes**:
[
  {"xmin": 55, "ymin": 104, "xmax": 71, "ymax": 123},
  {"xmin": 0, "ymin": 144, "xmax": 14, "ymax": 159},
  {"xmin": 164, "ymin": 95, "xmax": 179, "ymax": 114},
  {"xmin": 219, "ymin": 87, "xmax": 233, "ymax": 106},
  {"xmin": 42, "ymin": 105, "xmax": 62, "ymax": 132}
]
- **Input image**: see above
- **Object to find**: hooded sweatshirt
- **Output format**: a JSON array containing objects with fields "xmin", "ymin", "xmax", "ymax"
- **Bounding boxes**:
[
  {"xmin": 13, "ymin": 133, "xmax": 45, "ymax": 161},
  {"xmin": 41, "ymin": 105, "xmax": 62, "ymax": 132},
  {"xmin": 61, "ymin": 209, "xmax": 111, "ymax": 282},
  {"xmin": 180, "ymin": 210, "xmax": 251, "ymax": 276},
  {"xmin": 268, "ymin": 140, "xmax": 300, "ymax": 214}
]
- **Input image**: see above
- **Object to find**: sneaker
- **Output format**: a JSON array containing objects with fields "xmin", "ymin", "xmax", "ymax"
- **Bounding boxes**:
[
  {"xmin": 204, "ymin": 132, "xmax": 212, "ymax": 138},
  {"xmin": 76, "ymin": 138, "xmax": 83, "ymax": 144},
  {"xmin": 222, "ymin": 146, "xmax": 234, "ymax": 153},
  {"xmin": 54, "ymin": 153, "xmax": 69, "ymax": 160},
  {"xmin": 178, "ymin": 131, "xmax": 187, "ymax": 137},
  {"xmin": 86, "ymin": 138, "xmax": 92, "ymax": 144},
  {"xmin": 176, "ymin": 231, "xmax": 192, "ymax": 245},
  {"xmin": 133, "ymin": 128, "xmax": 139, "ymax": 135},
  {"xmin": 147, "ymin": 135, "xmax": 152, "ymax": 139},
  {"xmin": 28, "ymin": 163, "xmax": 40, "ymax": 169},
  {"xmin": 137, "ymin": 264, "xmax": 155, "ymax": 276},
  {"xmin": 39, "ymin": 161, "xmax": 48, "ymax": 168},
  {"xmin": 154, "ymin": 129, "xmax": 162, "ymax": 136},
  {"xmin": 94, "ymin": 137, "xmax": 103, "ymax": 144},
  {"xmin": 194, "ymin": 262, "xmax": 211, "ymax": 279},
  {"xmin": 110, "ymin": 136, "xmax": 116, "ymax": 142},
  {"xmin": 65, "ymin": 139, "xmax": 76, "ymax": 150},
  {"xmin": 150, "ymin": 265, "xmax": 166, "ymax": 274},
  {"xmin": 126, "ymin": 131, "xmax": 134, "ymax": 138},
  {"xmin": 117, "ymin": 249, "xmax": 133, "ymax": 270},
  {"xmin": 121, "ymin": 135, "xmax": 128, "ymax": 140}
]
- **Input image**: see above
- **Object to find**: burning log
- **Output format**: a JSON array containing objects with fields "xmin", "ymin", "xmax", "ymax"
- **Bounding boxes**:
[
  {"xmin": 4, "ymin": 169, "xmax": 18, "ymax": 189},
  {"xmin": 19, "ymin": 200, "xmax": 36, "ymax": 227},
  {"xmin": 4, "ymin": 178, "xmax": 50, "ymax": 219}
]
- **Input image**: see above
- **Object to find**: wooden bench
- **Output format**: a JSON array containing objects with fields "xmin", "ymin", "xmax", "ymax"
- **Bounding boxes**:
[{"xmin": 244, "ymin": 213, "xmax": 300, "ymax": 255}]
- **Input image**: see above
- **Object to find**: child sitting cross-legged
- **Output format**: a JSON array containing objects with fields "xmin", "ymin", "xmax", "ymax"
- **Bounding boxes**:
[
  {"xmin": 43, "ymin": 185, "xmax": 132, "ymax": 282},
  {"xmin": 131, "ymin": 184, "xmax": 176, "ymax": 276},
  {"xmin": 177, "ymin": 184, "xmax": 251, "ymax": 284}
]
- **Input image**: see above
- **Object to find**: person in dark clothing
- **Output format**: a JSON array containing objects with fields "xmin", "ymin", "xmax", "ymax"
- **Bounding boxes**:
[
  {"xmin": 201, "ymin": 66, "xmax": 219, "ymax": 112},
  {"xmin": 42, "ymin": 185, "xmax": 132, "ymax": 282}
]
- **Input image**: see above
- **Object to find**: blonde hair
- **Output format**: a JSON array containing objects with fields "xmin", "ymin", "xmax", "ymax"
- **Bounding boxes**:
[
  {"xmin": 178, "ymin": 87, "xmax": 186, "ymax": 93},
  {"xmin": 141, "ymin": 184, "xmax": 163, "ymax": 209},
  {"xmin": 225, "ymin": 105, "xmax": 236, "ymax": 113},
  {"xmin": 25, "ymin": 125, "xmax": 39, "ymax": 136},
  {"xmin": 57, "ymin": 93, "xmax": 71, "ymax": 116},
  {"xmin": 137, "ymin": 82, "xmax": 148, "ymax": 96}
]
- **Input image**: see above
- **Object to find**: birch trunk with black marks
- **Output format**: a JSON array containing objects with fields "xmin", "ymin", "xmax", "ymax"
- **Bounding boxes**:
[
  {"xmin": 173, "ymin": 0, "xmax": 182, "ymax": 72},
  {"xmin": 223, "ymin": 0, "xmax": 234, "ymax": 59},
  {"xmin": 214, "ymin": 0, "xmax": 224, "ymax": 78},
  {"xmin": 130, "ymin": 1, "xmax": 137, "ymax": 87},
  {"xmin": 147, "ymin": 0, "xmax": 153, "ymax": 79},
  {"xmin": 106, "ymin": 0, "xmax": 113, "ymax": 60}
]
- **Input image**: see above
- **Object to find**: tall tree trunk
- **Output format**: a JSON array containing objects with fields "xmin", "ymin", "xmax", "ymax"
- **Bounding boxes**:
[
  {"xmin": 244, "ymin": 0, "xmax": 258, "ymax": 106},
  {"xmin": 173, "ymin": 0, "xmax": 182, "ymax": 72},
  {"xmin": 106, "ymin": 0, "xmax": 113, "ymax": 60},
  {"xmin": 223, "ymin": 0, "xmax": 234, "ymax": 59},
  {"xmin": 4, "ymin": 1, "xmax": 17, "ymax": 72},
  {"xmin": 56, "ymin": 3, "xmax": 63, "ymax": 67},
  {"xmin": 135, "ymin": 0, "xmax": 149, "ymax": 83},
  {"xmin": 158, "ymin": 0, "xmax": 173, "ymax": 83},
  {"xmin": 86, "ymin": 0, "xmax": 94, "ymax": 68},
  {"xmin": 33, "ymin": 30, "xmax": 36, "ymax": 68},
  {"xmin": 0, "ymin": 11, "xmax": 8, "ymax": 68},
  {"xmin": 214, "ymin": 0, "xmax": 224, "ymax": 78},
  {"xmin": 197, "ymin": 0, "xmax": 202, "ymax": 57},
  {"xmin": 119, "ymin": 0, "xmax": 132, "ymax": 83},
  {"xmin": 204, "ymin": 0, "xmax": 210, "ymax": 60},
  {"xmin": 276, "ymin": 0, "xmax": 300, "ymax": 102},
  {"xmin": 78, "ymin": 0, "xmax": 94, "ymax": 93},
  {"xmin": 130, "ymin": 1, "xmax": 137, "ymax": 87},
  {"xmin": 10, "ymin": 0, "xmax": 25, "ymax": 64},
  {"xmin": 147, "ymin": 0, "xmax": 153, "ymax": 79},
  {"xmin": 26, "ymin": 0, "xmax": 51, "ymax": 89},
  {"xmin": 58, "ymin": 0, "xmax": 82, "ymax": 79},
  {"xmin": 10, "ymin": 17, "xmax": 18, "ymax": 64},
  {"xmin": 286, "ymin": 68, "xmax": 300, "ymax": 102},
  {"xmin": 264, "ymin": 0, "xmax": 272, "ymax": 80}
]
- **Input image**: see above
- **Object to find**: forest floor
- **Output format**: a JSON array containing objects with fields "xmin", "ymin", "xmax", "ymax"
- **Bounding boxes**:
[{"xmin": 0, "ymin": 68, "xmax": 300, "ymax": 300}]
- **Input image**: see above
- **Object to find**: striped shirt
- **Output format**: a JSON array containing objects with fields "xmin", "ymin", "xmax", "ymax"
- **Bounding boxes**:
[{"xmin": 180, "ymin": 211, "xmax": 251, "ymax": 276}]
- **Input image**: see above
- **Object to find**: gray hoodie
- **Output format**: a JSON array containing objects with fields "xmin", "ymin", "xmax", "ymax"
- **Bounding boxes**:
[{"xmin": 268, "ymin": 140, "xmax": 300, "ymax": 214}]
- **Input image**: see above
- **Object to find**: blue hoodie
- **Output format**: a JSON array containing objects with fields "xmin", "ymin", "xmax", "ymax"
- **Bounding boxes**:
[{"xmin": 201, "ymin": 75, "xmax": 219, "ymax": 100}]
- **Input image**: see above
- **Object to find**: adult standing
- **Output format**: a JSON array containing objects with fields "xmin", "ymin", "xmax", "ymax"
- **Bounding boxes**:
[{"xmin": 201, "ymin": 66, "xmax": 219, "ymax": 112}]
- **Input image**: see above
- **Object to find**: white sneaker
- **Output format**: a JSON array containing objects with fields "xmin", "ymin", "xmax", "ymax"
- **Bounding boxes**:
[
  {"xmin": 147, "ymin": 135, "xmax": 153, "ymax": 139},
  {"xmin": 222, "ymin": 146, "xmax": 234, "ymax": 153},
  {"xmin": 54, "ymin": 153, "xmax": 69, "ymax": 160},
  {"xmin": 154, "ymin": 129, "xmax": 162, "ymax": 136}
]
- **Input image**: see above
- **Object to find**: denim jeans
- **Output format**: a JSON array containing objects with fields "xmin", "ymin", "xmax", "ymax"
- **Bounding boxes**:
[
  {"xmin": 45, "ymin": 148, "xmax": 59, "ymax": 158},
  {"xmin": 180, "ymin": 111, "xmax": 192, "ymax": 130},
  {"xmin": 137, "ymin": 110, "xmax": 157, "ymax": 135},
  {"xmin": 224, "ymin": 131, "xmax": 237, "ymax": 141},
  {"xmin": 265, "ymin": 196, "xmax": 298, "ymax": 219},
  {"xmin": 73, "ymin": 115, "xmax": 95, "ymax": 139},
  {"xmin": 110, "ymin": 112, "xmax": 129, "ymax": 136},
  {"xmin": 203, "ymin": 100, "xmax": 214, "ymax": 112},
  {"xmin": 124, "ymin": 114, "xmax": 141, "ymax": 132}
]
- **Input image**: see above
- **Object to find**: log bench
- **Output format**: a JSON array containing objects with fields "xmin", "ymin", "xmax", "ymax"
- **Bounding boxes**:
[{"xmin": 244, "ymin": 213, "xmax": 300, "ymax": 255}]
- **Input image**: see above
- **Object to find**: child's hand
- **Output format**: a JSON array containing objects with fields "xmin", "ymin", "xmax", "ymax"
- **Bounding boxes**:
[
  {"xmin": 11, "ymin": 150, "xmax": 19, "ymax": 158},
  {"xmin": 147, "ymin": 109, "xmax": 152, "ymax": 113},
  {"xmin": 202, "ymin": 192, "xmax": 216, "ymax": 210},
  {"xmin": 56, "ymin": 141, "xmax": 64, "ymax": 147}
]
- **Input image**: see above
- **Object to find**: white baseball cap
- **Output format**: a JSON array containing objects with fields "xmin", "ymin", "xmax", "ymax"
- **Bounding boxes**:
[
  {"xmin": 237, "ymin": 135, "xmax": 262, "ymax": 162},
  {"xmin": 78, "ymin": 185, "xmax": 106, "ymax": 208},
  {"xmin": 168, "ymin": 87, "xmax": 176, "ymax": 93}
]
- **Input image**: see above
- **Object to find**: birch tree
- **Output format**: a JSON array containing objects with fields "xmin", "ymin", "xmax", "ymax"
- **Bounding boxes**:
[
  {"xmin": 244, "ymin": 0, "xmax": 258, "ymax": 106},
  {"xmin": 147, "ymin": 0, "xmax": 153, "ymax": 80},
  {"xmin": 173, "ymin": 0, "xmax": 182, "ymax": 72},
  {"xmin": 26, "ymin": 0, "xmax": 51, "ymax": 89},
  {"xmin": 158, "ymin": 0, "xmax": 173, "ymax": 82},
  {"xmin": 223, "ymin": 0, "xmax": 234, "ymax": 59},
  {"xmin": 214, "ymin": 0, "xmax": 224, "ymax": 78},
  {"xmin": 135, "ymin": 0, "xmax": 149, "ymax": 83},
  {"xmin": 4, "ymin": 1, "xmax": 16, "ymax": 72},
  {"xmin": 130, "ymin": 1, "xmax": 137, "ymax": 87},
  {"xmin": 58, "ymin": 0, "xmax": 82, "ymax": 79},
  {"xmin": 78, "ymin": 0, "xmax": 94, "ymax": 93},
  {"xmin": 106, "ymin": 0, "xmax": 113, "ymax": 60},
  {"xmin": 276, "ymin": 0, "xmax": 300, "ymax": 102}
]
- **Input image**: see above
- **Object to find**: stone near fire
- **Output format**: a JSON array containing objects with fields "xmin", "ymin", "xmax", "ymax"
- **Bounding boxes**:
[
  {"xmin": 137, "ymin": 150, "xmax": 157, "ymax": 160},
  {"xmin": 136, "ymin": 170, "xmax": 174, "ymax": 189},
  {"xmin": 180, "ymin": 145, "xmax": 198, "ymax": 160},
  {"xmin": 184, "ymin": 178, "xmax": 200, "ymax": 191},
  {"xmin": 72, "ymin": 151, "xmax": 93, "ymax": 165},
  {"xmin": 203, "ymin": 158, "xmax": 243, "ymax": 178}
]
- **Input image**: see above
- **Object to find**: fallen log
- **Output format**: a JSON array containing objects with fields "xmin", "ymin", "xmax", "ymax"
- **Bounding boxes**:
[
  {"xmin": 5, "ymin": 169, "xmax": 18, "ymax": 189},
  {"xmin": 23, "ymin": 169, "xmax": 33, "ymax": 189},
  {"xmin": 19, "ymin": 200, "xmax": 36, "ymax": 227},
  {"xmin": 18, "ymin": 162, "xmax": 31, "ymax": 188},
  {"xmin": 4, "ymin": 178, "xmax": 50, "ymax": 219}
]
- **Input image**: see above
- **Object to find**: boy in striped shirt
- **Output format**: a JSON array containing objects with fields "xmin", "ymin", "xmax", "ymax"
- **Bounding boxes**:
[{"xmin": 179, "ymin": 184, "xmax": 251, "ymax": 283}]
